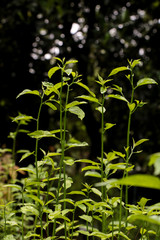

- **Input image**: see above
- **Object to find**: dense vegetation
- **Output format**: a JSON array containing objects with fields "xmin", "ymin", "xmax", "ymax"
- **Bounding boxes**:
[
  {"xmin": 0, "ymin": 1, "xmax": 160, "ymax": 239},
  {"xmin": 0, "ymin": 58, "xmax": 160, "ymax": 240}
]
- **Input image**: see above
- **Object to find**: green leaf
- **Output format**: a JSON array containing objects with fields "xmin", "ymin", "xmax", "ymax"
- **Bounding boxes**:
[
  {"xmin": 76, "ymin": 82, "xmax": 96, "ymax": 97},
  {"xmin": 21, "ymin": 204, "xmax": 39, "ymax": 216},
  {"xmin": 96, "ymin": 106, "xmax": 106, "ymax": 114},
  {"xmin": 79, "ymin": 214, "xmax": 92, "ymax": 223},
  {"xmin": 66, "ymin": 100, "xmax": 87, "ymax": 109},
  {"xmin": 68, "ymin": 191, "xmax": 86, "ymax": 196},
  {"xmin": 16, "ymin": 89, "xmax": 40, "ymax": 99},
  {"xmin": 138, "ymin": 197, "xmax": 150, "ymax": 208},
  {"xmin": 66, "ymin": 138, "xmax": 88, "ymax": 148},
  {"xmin": 130, "ymin": 59, "xmax": 141, "ymax": 69},
  {"xmin": 12, "ymin": 114, "xmax": 34, "ymax": 122},
  {"xmin": 104, "ymin": 123, "xmax": 116, "ymax": 131},
  {"xmin": 128, "ymin": 103, "xmax": 136, "ymax": 112},
  {"xmin": 64, "ymin": 68, "xmax": 72, "ymax": 75},
  {"xmin": 100, "ymin": 85, "xmax": 107, "ymax": 94},
  {"xmin": 113, "ymin": 150, "xmax": 125, "ymax": 158},
  {"xmin": 133, "ymin": 138, "xmax": 149, "ymax": 148},
  {"xmin": 3, "ymin": 235, "xmax": 16, "ymax": 240},
  {"xmin": 28, "ymin": 130, "xmax": 56, "ymax": 139},
  {"xmin": 108, "ymin": 94, "xmax": 128, "ymax": 103},
  {"xmin": 4, "ymin": 184, "xmax": 22, "ymax": 191},
  {"xmin": 90, "ymin": 231, "xmax": 108, "ymax": 238},
  {"xmin": 24, "ymin": 231, "xmax": 40, "ymax": 238},
  {"xmin": 77, "ymin": 95, "xmax": 99, "ymax": 103},
  {"xmin": 66, "ymin": 59, "xmax": 78, "ymax": 65},
  {"xmin": 149, "ymin": 152, "xmax": 160, "ymax": 166},
  {"xmin": 128, "ymin": 214, "xmax": 160, "ymax": 226},
  {"xmin": 19, "ymin": 151, "xmax": 35, "ymax": 163},
  {"xmin": 42, "ymin": 82, "xmax": 60, "ymax": 95},
  {"xmin": 16, "ymin": 167, "xmax": 35, "ymax": 174},
  {"xmin": 77, "ymin": 204, "xmax": 86, "ymax": 213},
  {"xmin": 64, "ymin": 158, "xmax": 74, "ymax": 166},
  {"xmin": 82, "ymin": 165, "xmax": 100, "ymax": 172},
  {"xmin": 91, "ymin": 187, "xmax": 102, "ymax": 197},
  {"xmin": 48, "ymin": 66, "xmax": 60, "ymax": 78},
  {"xmin": 117, "ymin": 174, "xmax": 160, "ymax": 190},
  {"xmin": 44, "ymin": 102, "xmax": 57, "ymax": 110},
  {"xmin": 84, "ymin": 171, "xmax": 101, "ymax": 178},
  {"xmin": 108, "ymin": 66, "xmax": 129, "ymax": 77},
  {"xmin": 26, "ymin": 194, "xmax": 44, "ymax": 206},
  {"xmin": 68, "ymin": 106, "xmax": 85, "ymax": 120},
  {"xmin": 77, "ymin": 230, "xmax": 90, "ymax": 236},
  {"xmin": 136, "ymin": 78, "xmax": 157, "ymax": 89},
  {"xmin": 75, "ymin": 159, "xmax": 100, "ymax": 165}
]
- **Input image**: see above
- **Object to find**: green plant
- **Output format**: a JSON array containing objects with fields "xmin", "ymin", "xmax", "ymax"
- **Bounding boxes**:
[{"xmin": 1, "ymin": 58, "xmax": 160, "ymax": 240}]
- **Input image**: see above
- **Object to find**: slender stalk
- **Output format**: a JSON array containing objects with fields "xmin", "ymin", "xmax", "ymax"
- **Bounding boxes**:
[
  {"xmin": 125, "ymin": 73, "xmax": 134, "ymax": 227},
  {"xmin": 118, "ymin": 71, "xmax": 134, "ymax": 238},
  {"xmin": 70, "ymin": 206, "xmax": 76, "ymax": 240},
  {"xmin": 101, "ymin": 93, "xmax": 106, "ymax": 233},
  {"xmin": 4, "ymin": 205, "xmax": 6, "ymax": 236},
  {"xmin": 34, "ymin": 94, "xmax": 44, "ymax": 240},
  {"xmin": 22, "ymin": 188, "xmax": 25, "ymax": 240},
  {"xmin": 53, "ymin": 68, "xmax": 65, "ymax": 237}
]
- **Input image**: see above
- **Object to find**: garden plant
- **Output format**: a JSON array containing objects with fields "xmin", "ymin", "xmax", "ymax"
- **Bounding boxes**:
[{"xmin": 0, "ymin": 58, "xmax": 160, "ymax": 240}]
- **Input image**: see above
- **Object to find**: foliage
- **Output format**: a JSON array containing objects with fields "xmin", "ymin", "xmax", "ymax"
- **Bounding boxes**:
[{"xmin": 0, "ymin": 58, "xmax": 160, "ymax": 240}]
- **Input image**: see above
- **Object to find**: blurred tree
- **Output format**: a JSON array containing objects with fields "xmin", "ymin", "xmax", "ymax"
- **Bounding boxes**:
[{"xmin": 0, "ymin": 0, "xmax": 160, "ymax": 161}]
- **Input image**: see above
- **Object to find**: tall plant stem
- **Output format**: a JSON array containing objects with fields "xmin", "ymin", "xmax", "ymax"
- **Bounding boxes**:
[
  {"xmin": 22, "ymin": 187, "xmax": 25, "ymax": 240},
  {"xmin": 62, "ymin": 84, "xmax": 70, "ymax": 240},
  {"xmin": 125, "ymin": 75, "xmax": 134, "ymax": 227},
  {"xmin": 118, "ymin": 72, "xmax": 134, "ymax": 238},
  {"xmin": 101, "ymin": 93, "xmax": 106, "ymax": 233},
  {"xmin": 34, "ymin": 95, "xmax": 44, "ymax": 240},
  {"xmin": 53, "ymin": 69, "xmax": 69, "ymax": 239}
]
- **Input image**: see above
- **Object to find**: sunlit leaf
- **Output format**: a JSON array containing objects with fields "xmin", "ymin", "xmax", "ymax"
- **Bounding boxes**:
[
  {"xmin": 3, "ymin": 235, "xmax": 16, "ymax": 240},
  {"xmin": 26, "ymin": 194, "xmax": 44, "ymax": 206},
  {"xmin": 135, "ymin": 78, "xmax": 157, "ymax": 89},
  {"xmin": 44, "ymin": 102, "xmax": 57, "ymax": 110},
  {"xmin": 28, "ymin": 130, "xmax": 56, "ymax": 139},
  {"xmin": 149, "ymin": 152, "xmax": 160, "ymax": 166},
  {"xmin": 12, "ymin": 114, "xmax": 34, "ymax": 122},
  {"xmin": 91, "ymin": 187, "xmax": 102, "ymax": 197},
  {"xmin": 4, "ymin": 184, "xmax": 22, "ymax": 191},
  {"xmin": 84, "ymin": 171, "xmax": 101, "ymax": 178},
  {"xmin": 76, "ymin": 82, "xmax": 96, "ymax": 97},
  {"xmin": 48, "ymin": 66, "xmax": 60, "ymax": 78},
  {"xmin": 66, "ymin": 59, "xmax": 78, "ymax": 65},
  {"xmin": 66, "ymin": 100, "xmax": 87, "ymax": 109},
  {"xmin": 117, "ymin": 174, "xmax": 160, "ymax": 189},
  {"xmin": 108, "ymin": 66, "xmax": 129, "ymax": 77},
  {"xmin": 96, "ymin": 106, "xmax": 106, "ymax": 114},
  {"xmin": 68, "ymin": 191, "xmax": 86, "ymax": 196},
  {"xmin": 128, "ymin": 214, "xmax": 160, "ymax": 226},
  {"xmin": 19, "ymin": 151, "xmax": 35, "ymax": 162},
  {"xmin": 104, "ymin": 123, "xmax": 116, "ymax": 131},
  {"xmin": 81, "ymin": 165, "xmax": 100, "ymax": 172},
  {"xmin": 133, "ymin": 138, "xmax": 149, "ymax": 148},
  {"xmin": 68, "ymin": 106, "xmax": 85, "ymax": 120},
  {"xmin": 21, "ymin": 204, "xmax": 39, "ymax": 216},
  {"xmin": 64, "ymin": 68, "xmax": 72, "ymax": 75},
  {"xmin": 128, "ymin": 103, "xmax": 136, "ymax": 112},
  {"xmin": 16, "ymin": 89, "xmax": 40, "ymax": 99},
  {"xmin": 75, "ymin": 159, "xmax": 100, "ymax": 165},
  {"xmin": 77, "ymin": 95, "xmax": 99, "ymax": 103},
  {"xmin": 79, "ymin": 214, "xmax": 92, "ymax": 223},
  {"xmin": 108, "ymin": 94, "xmax": 128, "ymax": 103}
]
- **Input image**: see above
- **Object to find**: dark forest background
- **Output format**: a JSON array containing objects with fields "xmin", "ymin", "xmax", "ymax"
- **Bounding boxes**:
[{"xmin": 0, "ymin": 0, "xmax": 160, "ymax": 175}]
